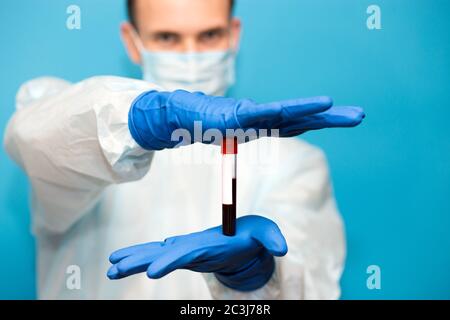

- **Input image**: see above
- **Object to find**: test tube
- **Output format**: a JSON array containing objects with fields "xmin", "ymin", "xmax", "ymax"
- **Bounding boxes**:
[{"xmin": 222, "ymin": 137, "xmax": 237, "ymax": 236}]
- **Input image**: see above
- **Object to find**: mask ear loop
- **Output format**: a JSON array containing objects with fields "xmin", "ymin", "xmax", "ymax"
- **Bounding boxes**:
[
  {"xmin": 226, "ymin": 22, "xmax": 240, "ymax": 55},
  {"xmin": 130, "ymin": 27, "xmax": 146, "ymax": 56},
  {"xmin": 224, "ymin": 26, "xmax": 238, "ymax": 93}
]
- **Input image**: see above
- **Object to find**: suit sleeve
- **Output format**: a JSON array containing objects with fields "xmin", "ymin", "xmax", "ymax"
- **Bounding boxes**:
[{"xmin": 3, "ymin": 76, "xmax": 158, "ymax": 233}]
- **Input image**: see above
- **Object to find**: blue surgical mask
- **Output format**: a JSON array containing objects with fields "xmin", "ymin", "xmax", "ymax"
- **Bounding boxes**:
[{"xmin": 133, "ymin": 32, "xmax": 236, "ymax": 96}]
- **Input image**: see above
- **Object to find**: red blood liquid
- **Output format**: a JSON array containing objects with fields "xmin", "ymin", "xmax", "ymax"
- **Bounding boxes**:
[{"xmin": 222, "ymin": 178, "xmax": 236, "ymax": 236}]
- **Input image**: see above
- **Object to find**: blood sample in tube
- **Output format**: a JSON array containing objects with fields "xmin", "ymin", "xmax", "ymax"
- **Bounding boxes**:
[{"xmin": 222, "ymin": 137, "xmax": 237, "ymax": 236}]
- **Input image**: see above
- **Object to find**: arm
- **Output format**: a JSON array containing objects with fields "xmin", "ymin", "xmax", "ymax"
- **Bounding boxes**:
[
  {"xmin": 4, "ymin": 79, "xmax": 363, "ymax": 235},
  {"xmin": 3, "ymin": 76, "xmax": 156, "ymax": 233}
]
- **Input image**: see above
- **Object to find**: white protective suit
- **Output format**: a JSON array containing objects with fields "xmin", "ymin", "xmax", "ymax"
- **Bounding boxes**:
[{"xmin": 3, "ymin": 76, "xmax": 345, "ymax": 299}]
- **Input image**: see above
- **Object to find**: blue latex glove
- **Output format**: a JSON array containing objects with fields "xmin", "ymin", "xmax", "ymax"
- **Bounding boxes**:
[
  {"xmin": 128, "ymin": 90, "xmax": 365, "ymax": 150},
  {"xmin": 107, "ymin": 215, "xmax": 288, "ymax": 291}
]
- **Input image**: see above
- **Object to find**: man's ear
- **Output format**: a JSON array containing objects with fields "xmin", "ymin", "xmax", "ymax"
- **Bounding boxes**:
[
  {"xmin": 121, "ymin": 22, "xmax": 142, "ymax": 64},
  {"xmin": 230, "ymin": 18, "xmax": 242, "ymax": 51}
]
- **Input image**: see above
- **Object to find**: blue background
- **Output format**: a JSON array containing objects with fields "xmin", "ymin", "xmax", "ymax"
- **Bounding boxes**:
[{"xmin": 0, "ymin": 0, "xmax": 449, "ymax": 299}]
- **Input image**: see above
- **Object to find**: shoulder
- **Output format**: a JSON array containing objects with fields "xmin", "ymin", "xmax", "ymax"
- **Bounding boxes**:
[
  {"xmin": 16, "ymin": 77, "xmax": 72, "ymax": 110},
  {"xmin": 81, "ymin": 76, "xmax": 160, "ymax": 91},
  {"xmin": 276, "ymin": 137, "xmax": 326, "ymax": 161},
  {"xmin": 243, "ymin": 137, "xmax": 328, "ymax": 166},
  {"xmin": 239, "ymin": 137, "xmax": 330, "ymax": 183},
  {"xmin": 273, "ymin": 138, "xmax": 329, "ymax": 176}
]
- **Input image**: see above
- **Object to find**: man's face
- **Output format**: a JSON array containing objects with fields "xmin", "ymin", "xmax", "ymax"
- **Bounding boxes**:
[{"xmin": 122, "ymin": 0, "xmax": 241, "ymax": 63}]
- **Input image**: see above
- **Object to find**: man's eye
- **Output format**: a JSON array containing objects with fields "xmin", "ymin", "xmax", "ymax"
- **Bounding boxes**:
[
  {"xmin": 199, "ymin": 30, "xmax": 224, "ymax": 43},
  {"xmin": 154, "ymin": 33, "xmax": 179, "ymax": 44}
]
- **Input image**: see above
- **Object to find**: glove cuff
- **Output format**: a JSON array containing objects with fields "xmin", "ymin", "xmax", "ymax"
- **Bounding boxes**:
[
  {"xmin": 128, "ymin": 90, "xmax": 171, "ymax": 150},
  {"xmin": 214, "ymin": 249, "xmax": 275, "ymax": 292}
]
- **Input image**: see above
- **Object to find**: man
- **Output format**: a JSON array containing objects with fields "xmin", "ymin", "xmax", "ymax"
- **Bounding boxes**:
[
  {"xmin": 122, "ymin": 0, "xmax": 241, "ymax": 96},
  {"xmin": 3, "ymin": 0, "xmax": 363, "ymax": 299}
]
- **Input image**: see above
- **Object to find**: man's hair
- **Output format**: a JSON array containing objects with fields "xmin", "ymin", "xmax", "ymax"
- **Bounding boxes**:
[{"xmin": 127, "ymin": 0, "xmax": 235, "ymax": 27}]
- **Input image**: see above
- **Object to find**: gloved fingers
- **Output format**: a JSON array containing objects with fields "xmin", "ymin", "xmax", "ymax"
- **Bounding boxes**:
[
  {"xmin": 109, "ymin": 241, "xmax": 164, "ymax": 264},
  {"xmin": 278, "ymin": 106, "xmax": 365, "ymax": 137},
  {"xmin": 106, "ymin": 264, "xmax": 125, "ymax": 280},
  {"xmin": 107, "ymin": 264, "xmax": 145, "ymax": 280},
  {"xmin": 109, "ymin": 251, "xmax": 162, "ymax": 279},
  {"xmin": 314, "ymin": 106, "xmax": 365, "ymax": 127},
  {"xmin": 146, "ymin": 247, "xmax": 204, "ymax": 279},
  {"xmin": 243, "ymin": 216, "xmax": 288, "ymax": 257},
  {"xmin": 235, "ymin": 96, "xmax": 333, "ymax": 129}
]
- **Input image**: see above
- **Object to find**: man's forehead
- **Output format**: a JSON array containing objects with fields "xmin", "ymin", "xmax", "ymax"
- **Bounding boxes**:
[{"xmin": 134, "ymin": 0, "xmax": 231, "ymax": 33}]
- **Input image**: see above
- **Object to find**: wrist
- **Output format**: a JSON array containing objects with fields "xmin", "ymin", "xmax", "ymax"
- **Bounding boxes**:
[
  {"xmin": 214, "ymin": 249, "xmax": 275, "ymax": 292},
  {"xmin": 128, "ymin": 90, "xmax": 172, "ymax": 151}
]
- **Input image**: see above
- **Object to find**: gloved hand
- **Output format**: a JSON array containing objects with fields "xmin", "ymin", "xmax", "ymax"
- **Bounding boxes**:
[
  {"xmin": 107, "ymin": 215, "xmax": 287, "ymax": 291},
  {"xmin": 128, "ymin": 90, "xmax": 365, "ymax": 150}
]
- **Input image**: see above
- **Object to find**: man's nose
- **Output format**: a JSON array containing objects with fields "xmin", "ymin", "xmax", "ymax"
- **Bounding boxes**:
[{"xmin": 181, "ymin": 38, "xmax": 200, "ymax": 53}]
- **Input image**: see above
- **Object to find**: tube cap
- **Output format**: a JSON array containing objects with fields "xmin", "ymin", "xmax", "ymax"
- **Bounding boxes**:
[{"xmin": 221, "ymin": 137, "xmax": 238, "ymax": 154}]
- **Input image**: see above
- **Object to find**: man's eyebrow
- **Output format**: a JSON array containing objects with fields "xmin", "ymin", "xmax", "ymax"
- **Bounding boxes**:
[
  {"xmin": 146, "ymin": 30, "xmax": 181, "ymax": 37},
  {"xmin": 198, "ymin": 27, "xmax": 228, "ymax": 35}
]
